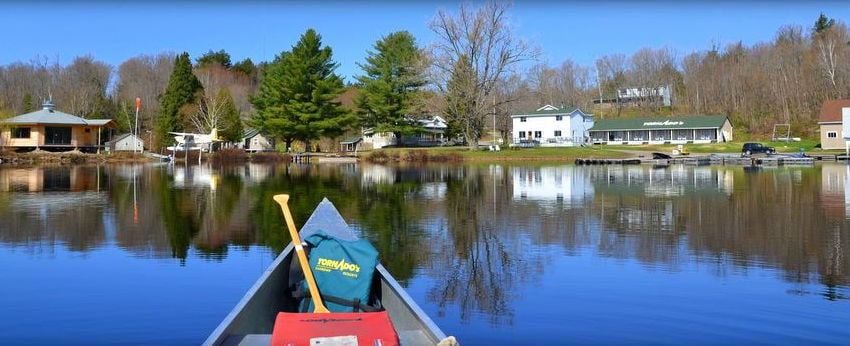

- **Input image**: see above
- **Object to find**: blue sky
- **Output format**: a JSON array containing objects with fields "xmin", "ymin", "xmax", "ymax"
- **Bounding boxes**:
[{"xmin": 2, "ymin": 1, "xmax": 847, "ymax": 83}]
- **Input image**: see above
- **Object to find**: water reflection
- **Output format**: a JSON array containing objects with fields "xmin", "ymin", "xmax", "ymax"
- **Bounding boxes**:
[{"xmin": 0, "ymin": 162, "xmax": 847, "ymax": 325}]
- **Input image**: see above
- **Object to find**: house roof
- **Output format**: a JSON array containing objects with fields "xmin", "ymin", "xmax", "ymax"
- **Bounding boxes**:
[
  {"xmin": 0, "ymin": 102, "xmax": 115, "ymax": 127},
  {"xmin": 589, "ymin": 115, "xmax": 730, "ymax": 131},
  {"xmin": 242, "ymin": 128, "xmax": 262, "ymax": 139},
  {"xmin": 106, "ymin": 133, "xmax": 143, "ymax": 145},
  {"xmin": 340, "ymin": 136, "xmax": 362, "ymax": 144},
  {"xmin": 818, "ymin": 99, "xmax": 850, "ymax": 123},
  {"xmin": 511, "ymin": 104, "xmax": 592, "ymax": 118},
  {"xmin": 417, "ymin": 115, "xmax": 447, "ymax": 130}
]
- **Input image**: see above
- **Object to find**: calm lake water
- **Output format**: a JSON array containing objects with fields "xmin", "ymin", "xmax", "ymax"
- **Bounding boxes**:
[{"xmin": 0, "ymin": 161, "xmax": 848, "ymax": 345}]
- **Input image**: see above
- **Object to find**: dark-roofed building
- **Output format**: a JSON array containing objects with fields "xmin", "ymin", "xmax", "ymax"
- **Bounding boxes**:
[
  {"xmin": 817, "ymin": 99, "xmax": 850, "ymax": 150},
  {"xmin": 588, "ymin": 115, "xmax": 732, "ymax": 145},
  {"xmin": 339, "ymin": 136, "xmax": 362, "ymax": 152},
  {"xmin": 0, "ymin": 101, "xmax": 115, "ymax": 152},
  {"xmin": 239, "ymin": 128, "xmax": 274, "ymax": 152}
]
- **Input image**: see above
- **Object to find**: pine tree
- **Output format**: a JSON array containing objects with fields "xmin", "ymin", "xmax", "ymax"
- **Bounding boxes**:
[
  {"xmin": 251, "ymin": 29, "xmax": 354, "ymax": 151},
  {"xmin": 196, "ymin": 49, "xmax": 232, "ymax": 69},
  {"xmin": 355, "ymin": 31, "xmax": 427, "ymax": 146},
  {"xmin": 813, "ymin": 13, "xmax": 835, "ymax": 35},
  {"xmin": 156, "ymin": 52, "xmax": 203, "ymax": 150},
  {"xmin": 443, "ymin": 54, "xmax": 477, "ymax": 145},
  {"xmin": 21, "ymin": 93, "xmax": 35, "ymax": 113}
]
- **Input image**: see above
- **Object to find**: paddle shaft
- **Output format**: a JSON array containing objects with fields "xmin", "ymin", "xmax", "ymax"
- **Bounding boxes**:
[{"xmin": 273, "ymin": 194, "xmax": 330, "ymax": 313}]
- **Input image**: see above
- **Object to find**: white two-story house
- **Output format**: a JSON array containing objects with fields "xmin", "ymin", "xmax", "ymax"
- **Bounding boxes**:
[{"xmin": 510, "ymin": 105, "xmax": 594, "ymax": 147}]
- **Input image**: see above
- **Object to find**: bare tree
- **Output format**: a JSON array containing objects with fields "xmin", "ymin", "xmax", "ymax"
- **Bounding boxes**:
[
  {"xmin": 115, "ymin": 53, "xmax": 175, "ymax": 136},
  {"xmin": 814, "ymin": 22, "xmax": 849, "ymax": 98},
  {"xmin": 53, "ymin": 56, "xmax": 112, "ymax": 118},
  {"xmin": 429, "ymin": 1, "xmax": 538, "ymax": 149}
]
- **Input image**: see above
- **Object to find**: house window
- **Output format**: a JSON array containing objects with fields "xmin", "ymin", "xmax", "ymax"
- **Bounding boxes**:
[
  {"xmin": 555, "ymin": 115, "xmax": 563, "ymax": 121},
  {"xmin": 12, "ymin": 127, "xmax": 30, "ymax": 138},
  {"xmin": 828, "ymin": 131, "xmax": 837, "ymax": 138},
  {"xmin": 518, "ymin": 131, "xmax": 526, "ymax": 138},
  {"xmin": 554, "ymin": 130, "xmax": 562, "ymax": 137},
  {"xmin": 520, "ymin": 117, "xmax": 527, "ymax": 122},
  {"xmin": 534, "ymin": 131, "xmax": 542, "ymax": 138}
]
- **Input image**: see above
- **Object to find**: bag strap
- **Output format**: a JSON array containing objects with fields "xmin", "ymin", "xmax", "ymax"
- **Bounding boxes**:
[{"xmin": 292, "ymin": 288, "xmax": 383, "ymax": 313}]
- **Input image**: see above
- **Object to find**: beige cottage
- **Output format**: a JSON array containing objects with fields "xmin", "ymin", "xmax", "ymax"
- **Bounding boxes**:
[
  {"xmin": 0, "ymin": 101, "xmax": 115, "ymax": 153},
  {"xmin": 817, "ymin": 99, "xmax": 850, "ymax": 150}
]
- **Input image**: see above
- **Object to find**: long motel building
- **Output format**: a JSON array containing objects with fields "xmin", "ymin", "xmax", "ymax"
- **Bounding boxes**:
[{"xmin": 587, "ymin": 115, "xmax": 733, "ymax": 145}]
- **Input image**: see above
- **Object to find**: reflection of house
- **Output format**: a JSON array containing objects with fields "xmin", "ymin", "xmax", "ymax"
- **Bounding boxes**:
[
  {"xmin": 510, "ymin": 105, "xmax": 594, "ymax": 147},
  {"xmin": 511, "ymin": 165, "xmax": 592, "ymax": 202},
  {"xmin": 588, "ymin": 115, "xmax": 732, "ymax": 145},
  {"xmin": 360, "ymin": 164, "xmax": 395, "ymax": 186},
  {"xmin": 586, "ymin": 165, "xmax": 733, "ymax": 197},
  {"xmin": 593, "ymin": 85, "xmax": 672, "ymax": 108},
  {"xmin": 106, "ymin": 133, "xmax": 144, "ymax": 152},
  {"xmin": 0, "ymin": 166, "xmax": 103, "ymax": 192},
  {"xmin": 240, "ymin": 128, "xmax": 274, "ymax": 152},
  {"xmin": 361, "ymin": 116, "xmax": 449, "ymax": 149},
  {"xmin": 820, "ymin": 164, "xmax": 849, "ymax": 218},
  {"xmin": 817, "ymin": 99, "xmax": 850, "ymax": 150},
  {"xmin": 0, "ymin": 101, "xmax": 115, "ymax": 152}
]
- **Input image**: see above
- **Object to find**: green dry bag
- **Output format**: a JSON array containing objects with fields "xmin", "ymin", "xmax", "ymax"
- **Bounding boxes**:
[{"xmin": 301, "ymin": 230, "xmax": 379, "ymax": 312}]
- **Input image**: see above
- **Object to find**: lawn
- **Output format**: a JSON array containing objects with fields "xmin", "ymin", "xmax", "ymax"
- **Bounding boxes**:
[{"xmin": 360, "ymin": 138, "xmax": 832, "ymax": 162}]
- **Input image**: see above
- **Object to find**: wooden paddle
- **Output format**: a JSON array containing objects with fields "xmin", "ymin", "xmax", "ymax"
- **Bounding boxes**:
[{"xmin": 273, "ymin": 194, "xmax": 330, "ymax": 313}]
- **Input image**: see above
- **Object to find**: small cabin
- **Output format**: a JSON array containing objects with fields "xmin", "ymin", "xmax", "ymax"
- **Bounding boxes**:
[{"xmin": 0, "ymin": 101, "xmax": 115, "ymax": 153}]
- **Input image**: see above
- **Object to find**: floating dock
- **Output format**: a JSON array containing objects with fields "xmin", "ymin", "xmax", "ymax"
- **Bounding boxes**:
[
  {"xmin": 576, "ymin": 154, "xmax": 816, "ymax": 167},
  {"xmin": 574, "ymin": 158, "xmax": 642, "ymax": 165}
]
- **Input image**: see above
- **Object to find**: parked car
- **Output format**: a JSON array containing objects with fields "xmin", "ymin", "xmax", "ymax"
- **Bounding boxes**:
[{"xmin": 741, "ymin": 142, "xmax": 775, "ymax": 156}]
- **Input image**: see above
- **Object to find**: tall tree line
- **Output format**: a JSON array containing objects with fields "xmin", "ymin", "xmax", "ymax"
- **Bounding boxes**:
[{"xmin": 1, "ymin": 7, "xmax": 847, "ymax": 148}]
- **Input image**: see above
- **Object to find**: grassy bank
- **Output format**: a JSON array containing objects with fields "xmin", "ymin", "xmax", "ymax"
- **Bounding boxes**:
[
  {"xmin": 2, "ymin": 138, "xmax": 834, "ymax": 165},
  {"xmin": 358, "ymin": 138, "xmax": 832, "ymax": 163}
]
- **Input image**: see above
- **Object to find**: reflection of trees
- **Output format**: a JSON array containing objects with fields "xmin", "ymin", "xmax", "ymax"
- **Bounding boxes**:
[
  {"xmin": 148, "ymin": 164, "xmax": 245, "ymax": 262},
  {"xmin": 588, "ymin": 166, "xmax": 850, "ymax": 299},
  {"xmin": 154, "ymin": 168, "xmax": 202, "ymax": 262},
  {"xmin": 351, "ymin": 164, "xmax": 433, "ymax": 285},
  {"xmin": 431, "ymin": 165, "xmax": 538, "ymax": 326}
]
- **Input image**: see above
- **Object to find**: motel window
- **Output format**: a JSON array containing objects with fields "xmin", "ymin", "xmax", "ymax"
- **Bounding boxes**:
[
  {"xmin": 828, "ymin": 132, "xmax": 837, "ymax": 138},
  {"xmin": 534, "ymin": 131, "xmax": 542, "ymax": 138},
  {"xmin": 520, "ymin": 117, "xmax": 527, "ymax": 122},
  {"xmin": 554, "ymin": 130, "xmax": 562, "ymax": 137},
  {"xmin": 12, "ymin": 127, "xmax": 30, "ymax": 139},
  {"xmin": 555, "ymin": 115, "xmax": 563, "ymax": 121},
  {"xmin": 518, "ymin": 131, "xmax": 526, "ymax": 138}
]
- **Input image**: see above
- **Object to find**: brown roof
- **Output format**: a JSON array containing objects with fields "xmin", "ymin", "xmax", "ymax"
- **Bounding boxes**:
[{"xmin": 818, "ymin": 99, "xmax": 850, "ymax": 123}]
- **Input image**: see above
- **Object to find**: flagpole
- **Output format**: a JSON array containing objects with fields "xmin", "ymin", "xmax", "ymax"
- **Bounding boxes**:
[{"xmin": 134, "ymin": 98, "xmax": 141, "ymax": 153}]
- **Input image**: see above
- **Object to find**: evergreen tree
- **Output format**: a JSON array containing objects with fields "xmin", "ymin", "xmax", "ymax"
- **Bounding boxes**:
[
  {"xmin": 196, "ymin": 49, "xmax": 232, "ymax": 69},
  {"xmin": 251, "ymin": 29, "xmax": 354, "ymax": 151},
  {"xmin": 232, "ymin": 58, "xmax": 256, "ymax": 77},
  {"xmin": 355, "ymin": 31, "xmax": 427, "ymax": 146},
  {"xmin": 217, "ymin": 88, "xmax": 243, "ymax": 144},
  {"xmin": 156, "ymin": 52, "xmax": 203, "ymax": 150},
  {"xmin": 813, "ymin": 12, "xmax": 835, "ymax": 35},
  {"xmin": 443, "ymin": 54, "xmax": 477, "ymax": 145},
  {"xmin": 21, "ymin": 92, "xmax": 34, "ymax": 113}
]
